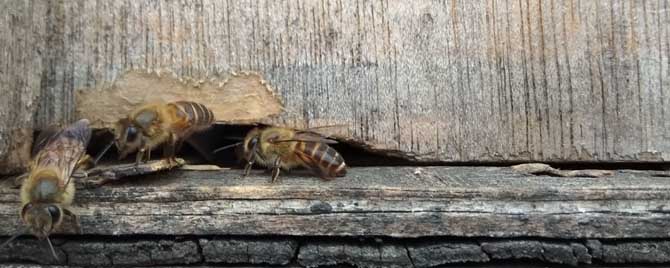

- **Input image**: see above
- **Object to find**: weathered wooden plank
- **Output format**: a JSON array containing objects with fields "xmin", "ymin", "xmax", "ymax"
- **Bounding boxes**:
[
  {"xmin": 0, "ymin": 167, "xmax": 669, "ymax": 239},
  {"xmin": 200, "ymin": 238, "xmax": 297, "ymax": 266},
  {"xmin": 407, "ymin": 242, "xmax": 490, "ymax": 267},
  {"xmin": 298, "ymin": 242, "xmax": 413, "ymax": 268},
  {"xmin": 3, "ymin": 237, "xmax": 670, "ymax": 267},
  {"xmin": 0, "ymin": 0, "xmax": 47, "ymax": 174},
  {"xmin": 2, "ymin": 0, "xmax": 670, "ymax": 173}
]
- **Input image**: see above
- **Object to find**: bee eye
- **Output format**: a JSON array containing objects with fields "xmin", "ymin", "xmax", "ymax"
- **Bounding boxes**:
[
  {"xmin": 126, "ymin": 126, "xmax": 138, "ymax": 141},
  {"xmin": 46, "ymin": 205, "xmax": 61, "ymax": 222},
  {"xmin": 248, "ymin": 137, "xmax": 259, "ymax": 151}
]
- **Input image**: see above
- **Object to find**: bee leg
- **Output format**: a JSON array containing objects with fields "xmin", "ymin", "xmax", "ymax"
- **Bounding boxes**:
[
  {"xmin": 243, "ymin": 156, "xmax": 256, "ymax": 177},
  {"xmin": 172, "ymin": 139, "xmax": 185, "ymax": 166},
  {"xmin": 63, "ymin": 209, "xmax": 82, "ymax": 234},
  {"xmin": 243, "ymin": 161, "xmax": 254, "ymax": 176},
  {"xmin": 76, "ymin": 154, "xmax": 95, "ymax": 169},
  {"xmin": 271, "ymin": 158, "xmax": 282, "ymax": 183},
  {"xmin": 144, "ymin": 148, "xmax": 152, "ymax": 163},
  {"xmin": 135, "ymin": 149, "xmax": 145, "ymax": 166},
  {"xmin": 71, "ymin": 169, "xmax": 88, "ymax": 180},
  {"xmin": 163, "ymin": 134, "xmax": 178, "ymax": 167},
  {"xmin": 174, "ymin": 139, "xmax": 185, "ymax": 157}
]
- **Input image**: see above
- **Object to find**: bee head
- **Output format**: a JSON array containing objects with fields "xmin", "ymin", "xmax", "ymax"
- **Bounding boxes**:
[
  {"xmin": 20, "ymin": 203, "xmax": 62, "ymax": 239},
  {"xmin": 114, "ymin": 118, "xmax": 143, "ymax": 159},
  {"xmin": 243, "ymin": 128, "xmax": 262, "ymax": 161}
]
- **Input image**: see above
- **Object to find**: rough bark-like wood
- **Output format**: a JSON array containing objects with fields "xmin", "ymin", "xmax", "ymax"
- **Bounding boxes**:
[
  {"xmin": 4, "ymin": 237, "xmax": 670, "ymax": 267},
  {"xmin": 407, "ymin": 242, "xmax": 490, "ymax": 267},
  {"xmin": 298, "ymin": 242, "xmax": 413, "ymax": 268},
  {"xmin": 2, "ymin": 1, "xmax": 670, "ymax": 172},
  {"xmin": 479, "ymin": 240, "xmax": 590, "ymax": 266},
  {"xmin": 199, "ymin": 238, "xmax": 297, "ymax": 265},
  {"xmin": 1, "ymin": 167, "xmax": 670, "ymax": 239}
]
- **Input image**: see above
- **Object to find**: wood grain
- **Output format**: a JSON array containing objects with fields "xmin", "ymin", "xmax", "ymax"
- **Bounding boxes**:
[
  {"xmin": 1, "ymin": 0, "xmax": 670, "ymax": 173},
  {"xmin": 0, "ymin": 1, "xmax": 48, "ymax": 174},
  {"xmin": 0, "ymin": 166, "xmax": 669, "ymax": 239}
]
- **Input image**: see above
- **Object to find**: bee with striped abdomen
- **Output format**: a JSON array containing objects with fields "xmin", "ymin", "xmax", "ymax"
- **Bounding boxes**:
[
  {"xmin": 106, "ymin": 101, "xmax": 215, "ymax": 165},
  {"xmin": 1, "ymin": 119, "xmax": 92, "ymax": 261},
  {"xmin": 217, "ymin": 126, "xmax": 347, "ymax": 182}
]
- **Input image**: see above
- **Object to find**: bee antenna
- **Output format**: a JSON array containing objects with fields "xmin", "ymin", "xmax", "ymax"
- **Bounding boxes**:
[
  {"xmin": 0, "ymin": 227, "xmax": 28, "ymax": 248},
  {"xmin": 45, "ymin": 236, "xmax": 60, "ymax": 261},
  {"xmin": 93, "ymin": 139, "xmax": 115, "ymax": 165},
  {"xmin": 212, "ymin": 142, "xmax": 243, "ymax": 154}
]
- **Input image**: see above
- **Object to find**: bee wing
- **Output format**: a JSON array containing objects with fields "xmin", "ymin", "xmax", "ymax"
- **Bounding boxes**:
[
  {"xmin": 304, "ymin": 124, "xmax": 348, "ymax": 131},
  {"xmin": 60, "ymin": 119, "xmax": 92, "ymax": 187},
  {"xmin": 302, "ymin": 124, "xmax": 348, "ymax": 137},
  {"xmin": 34, "ymin": 119, "xmax": 92, "ymax": 188},
  {"xmin": 32, "ymin": 125, "xmax": 64, "ymax": 157},
  {"xmin": 293, "ymin": 150, "xmax": 331, "ymax": 179},
  {"xmin": 271, "ymin": 132, "xmax": 338, "ymax": 144},
  {"xmin": 57, "ymin": 143, "xmax": 88, "ymax": 188}
]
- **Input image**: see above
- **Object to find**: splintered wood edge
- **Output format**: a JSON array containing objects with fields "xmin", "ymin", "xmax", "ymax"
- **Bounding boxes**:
[
  {"xmin": 511, "ymin": 163, "xmax": 615, "ymax": 178},
  {"xmin": 81, "ymin": 159, "xmax": 186, "ymax": 186}
]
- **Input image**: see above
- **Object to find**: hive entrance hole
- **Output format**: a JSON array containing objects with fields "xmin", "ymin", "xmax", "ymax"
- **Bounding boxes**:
[
  {"xmin": 83, "ymin": 124, "xmax": 414, "ymax": 168},
  {"xmin": 40, "ymin": 125, "xmax": 670, "ymax": 170}
]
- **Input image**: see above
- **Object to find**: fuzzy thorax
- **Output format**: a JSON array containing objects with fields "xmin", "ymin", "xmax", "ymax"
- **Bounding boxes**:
[{"xmin": 21, "ymin": 168, "xmax": 75, "ymax": 207}]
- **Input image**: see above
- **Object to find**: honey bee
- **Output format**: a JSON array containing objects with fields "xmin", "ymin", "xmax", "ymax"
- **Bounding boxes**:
[
  {"xmin": 217, "ymin": 126, "xmax": 347, "ymax": 182},
  {"xmin": 1, "ymin": 119, "xmax": 92, "ymax": 261},
  {"xmin": 106, "ymin": 101, "xmax": 215, "ymax": 165}
]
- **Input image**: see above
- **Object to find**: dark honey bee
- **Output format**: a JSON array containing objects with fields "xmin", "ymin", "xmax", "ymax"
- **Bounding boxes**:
[
  {"xmin": 109, "ymin": 101, "xmax": 215, "ymax": 165},
  {"xmin": 217, "ymin": 126, "xmax": 347, "ymax": 182},
  {"xmin": 1, "ymin": 119, "xmax": 92, "ymax": 260}
]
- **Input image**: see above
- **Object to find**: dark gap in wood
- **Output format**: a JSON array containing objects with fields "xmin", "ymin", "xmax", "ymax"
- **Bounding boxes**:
[{"xmin": 42, "ymin": 126, "xmax": 670, "ymax": 170}]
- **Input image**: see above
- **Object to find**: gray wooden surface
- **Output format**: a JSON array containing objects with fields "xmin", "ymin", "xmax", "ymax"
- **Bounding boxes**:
[
  {"xmin": 1, "ymin": 166, "xmax": 669, "ymax": 239},
  {"xmin": 1, "ymin": 1, "xmax": 670, "ymax": 174},
  {"xmin": 2, "ymin": 166, "xmax": 670, "ymax": 266}
]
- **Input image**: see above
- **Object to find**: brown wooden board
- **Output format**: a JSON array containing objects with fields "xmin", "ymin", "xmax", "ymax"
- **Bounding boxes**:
[
  {"xmin": 2, "ymin": 1, "xmax": 670, "ymax": 175},
  {"xmin": 1, "ymin": 166, "xmax": 669, "ymax": 239}
]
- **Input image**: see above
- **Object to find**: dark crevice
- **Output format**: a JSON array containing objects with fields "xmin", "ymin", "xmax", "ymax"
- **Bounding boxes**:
[
  {"xmin": 404, "ymin": 244, "xmax": 417, "ymax": 268},
  {"xmin": 80, "ymin": 125, "xmax": 670, "ymax": 171},
  {"xmin": 195, "ymin": 238, "xmax": 205, "ymax": 264},
  {"xmin": 288, "ymin": 238, "xmax": 302, "ymax": 266}
]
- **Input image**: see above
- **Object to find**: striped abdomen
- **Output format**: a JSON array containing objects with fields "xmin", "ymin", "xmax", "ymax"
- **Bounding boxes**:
[
  {"xmin": 297, "ymin": 142, "xmax": 347, "ymax": 178},
  {"xmin": 171, "ymin": 101, "xmax": 215, "ymax": 131}
]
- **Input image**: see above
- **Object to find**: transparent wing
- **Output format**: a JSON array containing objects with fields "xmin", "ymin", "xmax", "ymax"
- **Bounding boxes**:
[
  {"xmin": 31, "ymin": 125, "xmax": 64, "ymax": 157},
  {"xmin": 33, "ymin": 119, "xmax": 91, "ymax": 188},
  {"xmin": 270, "ymin": 131, "xmax": 338, "ymax": 144},
  {"xmin": 293, "ymin": 150, "xmax": 330, "ymax": 179}
]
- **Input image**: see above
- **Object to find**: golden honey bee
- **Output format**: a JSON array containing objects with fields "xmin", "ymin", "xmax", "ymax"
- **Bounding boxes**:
[
  {"xmin": 1, "ymin": 119, "xmax": 92, "ymax": 260},
  {"xmin": 216, "ymin": 126, "xmax": 347, "ymax": 182},
  {"xmin": 101, "ymin": 101, "xmax": 215, "ymax": 165}
]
